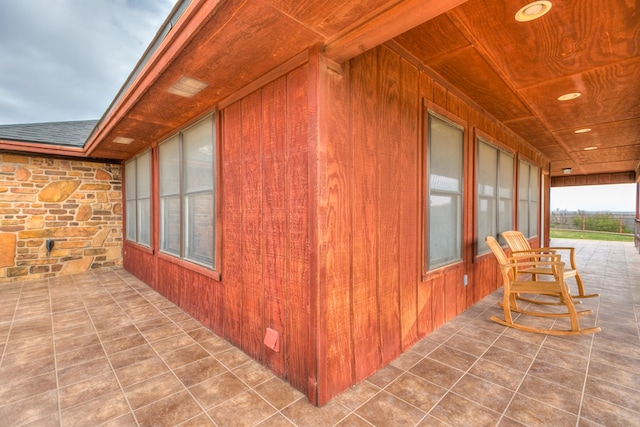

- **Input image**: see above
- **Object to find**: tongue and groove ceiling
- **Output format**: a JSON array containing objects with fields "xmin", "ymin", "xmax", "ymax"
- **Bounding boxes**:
[{"xmin": 82, "ymin": 0, "xmax": 639, "ymax": 179}]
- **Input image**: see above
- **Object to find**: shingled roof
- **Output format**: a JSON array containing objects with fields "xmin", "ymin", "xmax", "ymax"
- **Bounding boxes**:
[{"xmin": 0, "ymin": 120, "xmax": 98, "ymax": 148}]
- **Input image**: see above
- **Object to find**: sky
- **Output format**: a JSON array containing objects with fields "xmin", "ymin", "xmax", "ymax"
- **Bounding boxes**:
[
  {"xmin": 0, "ymin": 0, "xmax": 176, "ymax": 125},
  {"xmin": 550, "ymin": 183, "xmax": 636, "ymax": 213}
]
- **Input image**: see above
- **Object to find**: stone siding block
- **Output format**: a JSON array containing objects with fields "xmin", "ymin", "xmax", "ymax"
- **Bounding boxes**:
[{"xmin": 0, "ymin": 154, "xmax": 122, "ymax": 283}]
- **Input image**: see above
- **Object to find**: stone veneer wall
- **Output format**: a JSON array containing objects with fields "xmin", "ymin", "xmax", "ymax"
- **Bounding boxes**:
[{"xmin": 0, "ymin": 152, "xmax": 123, "ymax": 283}]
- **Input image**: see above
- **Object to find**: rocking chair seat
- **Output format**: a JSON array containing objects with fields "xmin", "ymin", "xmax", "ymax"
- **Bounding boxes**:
[
  {"xmin": 501, "ymin": 231, "xmax": 598, "ymax": 299},
  {"xmin": 485, "ymin": 236, "xmax": 600, "ymax": 336}
]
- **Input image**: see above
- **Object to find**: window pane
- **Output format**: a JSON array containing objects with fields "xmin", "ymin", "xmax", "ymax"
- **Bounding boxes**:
[
  {"xmin": 477, "ymin": 141, "xmax": 497, "ymax": 254},
  {"xmin": 477, "ymin": 196, "xmax": 495, "ymax": 254},
  {"xmin": 517, "ymin": 161, "xmax": 538, "ymax": 238},
  {"xmin": 159, "ymin": 137, "xmax": 180, "ymax": 197},
  {"xmin": 125, "ymin": 160, "xmax": 136, "ymax": 242},
  {"xmin": 137, "ymin": 151, "xmax": 151, "ymax": 199},
  {"xmin": 429, "ymin": 118, "xmax": 463, "ymax": 193},
  {"xmin": 160, "ymin": 195, "xmax": 181, "ymax": 255},
  {"xmin": 125, "ymin": 160, "xmax": 136, "ymax": 201},
  {"xmin": 499, "ymin": 152, "xmax": 514, "ymax": 201},
  {"xmin": 185, "ymin": 192, "xmax": 214, "ymax": 266},
  {"xmin": 158, "ymin": 115, "xmax": 216, "ymax": 268},
  {"xmin": 160, "ymin": 137, "xmax": 180, "ymax": 254},
  {"xmin": 429, "ymin": 194, "xmax": 461, "ymax": 268},
  {"xmin": 498, "ymin": 151, "xmax": 514, "ymax": 243},
  {"xmin": 478, "ymin": 142, "xmax": 497, "ymax": 198},
  {"xmin": 428, "ymin": 114, "xmax": 463, "ymax": 269},
  {"xmin": 138, "ymin": 198, "xmax": 151, "ymax": 246},
  {"xmin": 529, "ymin": 165, "xmax": 539, "ymax": 236},
  {"xmin": 126, "ymin": 200, "xmax": 136, "ymax": 241},
  {"xmin": 184, "ymin": 119, "xmax": 214, "ymax": 194}
]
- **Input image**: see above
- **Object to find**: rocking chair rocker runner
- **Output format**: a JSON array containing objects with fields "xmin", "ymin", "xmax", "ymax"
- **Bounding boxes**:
[
  {"xmin": 501, "ymin": 230, "xmax": 599, "ymax": 300},
  {"xmin": 485, "ymin": 236, "xmax": 600, "ymax": 336}
]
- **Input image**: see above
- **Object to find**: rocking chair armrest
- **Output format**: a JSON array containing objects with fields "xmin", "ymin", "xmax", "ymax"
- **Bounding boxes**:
[
  {"xmin": 503, "ymin": 258, "xmax": 565, "ymax": 268},
  {"xmin": 539, "ymin": 246, "xmax": 577, "ymax": 267},
  {"xmin": 501, "ymin": 259, "xmax": 566, "ymax": 279},
  {"xmin": 508, "ymin": 252, "xmax": 561, "ymax": 262},
  {"xmin": 511, "ymin": 249, "xmax": 557, "ymax": 255},
  {"xmin": 539, "ymin": 246, "xmax": 574, "ymax": 253}
]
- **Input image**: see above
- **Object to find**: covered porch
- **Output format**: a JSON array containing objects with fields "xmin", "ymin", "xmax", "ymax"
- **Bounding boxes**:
[{"xmin": 1, "ymin": 238, "xmax": 638, "ymax": 426}]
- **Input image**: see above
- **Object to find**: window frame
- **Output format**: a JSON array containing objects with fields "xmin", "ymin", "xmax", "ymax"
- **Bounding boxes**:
[
  {"xmin": 422, "ymin": 104, "xmax": 466, "ymax": 277},
  {"xmin": 124, "ymin": 150, "xmax": 152, "ymax": 248},
  {"xmin": 475, "ymin": 134, "xmax": 515, "ymax": 255},
  {"xmin": 157, "ymin": 113, "xmax": 220, "ymax": 277},
  {"xmin": 517, "ymin": 158, "xmax": 540, "ymax": 239}
]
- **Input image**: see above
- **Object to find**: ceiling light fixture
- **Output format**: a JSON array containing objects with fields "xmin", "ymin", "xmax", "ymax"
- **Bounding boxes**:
[
  {"xmin": 583, "ymin": 146, "xmax": 598, "ymax": 151},
  {"xmin": 562, "ymin": 167, "xmax": 572, "ymax": 174},
  {"xmin": 113, "ymin": 137, "xmax": 134, "ymax": 145},
  {"xmin": 515, "ymin": 1, "xmax": 552, "ymax": 22},
  {"xmin": 557, "ymin": 92, "xmax": 581, "ymax": 101},
  {"xmin": 167, "ymin": 76, "xmax": 208, "ymax": 98},
  {"xmin": 574, "ymin": 128, "xmax": 592, "ymax": 134}
]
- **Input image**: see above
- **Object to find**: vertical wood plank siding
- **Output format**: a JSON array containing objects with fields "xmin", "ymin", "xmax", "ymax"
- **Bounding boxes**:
[
  {"xmin": 314, "ymin": 44, "xmax": 546, "ymax": 404},
  {"xmin": 122, "ymin": 44, "xmax": 548, "ymax": 406}
]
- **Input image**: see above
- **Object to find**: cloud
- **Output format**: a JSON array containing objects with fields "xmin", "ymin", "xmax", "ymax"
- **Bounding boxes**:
[{"xmin": 0, "ymin": 0, "xmax": 176, "ymax": 125}]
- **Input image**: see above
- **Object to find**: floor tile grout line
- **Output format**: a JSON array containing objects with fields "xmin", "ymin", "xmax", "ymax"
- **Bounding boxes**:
[
  {"xmin": 49, "ymin": 275, "xmax": 65, "ymax": 427},
  {"xmin": 74, "ymin": 270, "xmax": 144, "ymax": 427},
  {"xmin": 109, "ymin": 269, "xmax": 222, "ymax": 426},
  {"xmin": 575, "ymin": 296, "xmax": 599, "ymax": 426},
  {"xmin": 0, "ymin": 282, "xmax": 22, "ymax": 369},
  {"xmin": 343, "ymin": 304, "xmax": 507, "ymax": 427},
  {"xmin": 110, "ymin": 269, "xmax": 309, "ymax": 426},
  {"xmin": 426, "ymin": 312, "xmax": 512, "ymax": 426}
]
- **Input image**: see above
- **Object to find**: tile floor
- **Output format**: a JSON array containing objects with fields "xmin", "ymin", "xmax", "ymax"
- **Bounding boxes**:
[{"xmin": 0, "ymin": 239, "xmax": 638, "ymax": 426}]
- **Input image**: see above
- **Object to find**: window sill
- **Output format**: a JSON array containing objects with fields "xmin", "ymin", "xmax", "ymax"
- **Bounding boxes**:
[
  {"xmin": 421, "ymin": 260, "xmax": 464, "ymax": 282},
  {"xmin": 124, "ymin": 240, "xmax": 154, "ymax": 255},
  {"xmin": 157, "ymin": 251, "xmax": 221, "ymax": 281}
]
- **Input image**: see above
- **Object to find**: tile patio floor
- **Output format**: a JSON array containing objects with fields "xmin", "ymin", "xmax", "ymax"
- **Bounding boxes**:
[{"xmin": 1, "ymin": 239, "xmax": 639, "ymax": 426}]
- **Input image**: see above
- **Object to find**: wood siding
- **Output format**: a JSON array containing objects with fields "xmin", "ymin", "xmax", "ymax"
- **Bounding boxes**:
[
  {"xmin": 314, "ymin": 44, "xmax": 548, "ymax": 404},
  {"xmin": 122, "ymin": 45, "xmax": 549, "ymax": 406},
  {"xmin": 125, "ymin": 64, "xmax": 314, "ymax": 400}
]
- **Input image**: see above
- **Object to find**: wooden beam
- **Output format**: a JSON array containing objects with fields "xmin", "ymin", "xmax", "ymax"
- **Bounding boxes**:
[{"xmin": 323, "ymin": 0, "xmax": 469, "ymax": 63}]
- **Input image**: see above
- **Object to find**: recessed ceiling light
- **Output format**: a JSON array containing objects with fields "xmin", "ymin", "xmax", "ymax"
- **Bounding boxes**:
[
  {"xmin": 167, "ymin": 76, "xmax": 208, "ymax": 98},
  {"xmin": 515, "ymin": 1, "xmax": 552, "ymax": 22},
  {"xmin": 113, "ymin": 137, "xmax": 134, "ymax": 145},
  {"xmin": 583, "ymin": 146, "xmax": 598, "ymax": 151},
  {"xmin": 557, "ymin": 92, "xmax": 581, "ymax": 101},
  {"xmin": 574, "ymin": 128, "xmax": 592, "ymax": 134}
]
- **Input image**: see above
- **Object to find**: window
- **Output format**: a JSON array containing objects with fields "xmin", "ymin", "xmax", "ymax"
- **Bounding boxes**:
[
  {"xmin": 477, "ymin": 139, "xmax": 514, "ymax": 254},
  {"xmin": 159, "ymin": 115, "xmax": 216, "ymax": 268},
  {"xmin": 425, "ymin": 112, "xmax": 464, "ymax": 271},
  {"xmin": 124, "ymin": 151, "xmax": 151, "ymax": 246},
  {"xmin": 518, "ymin": 160, "xmax": 539, "ymax": 238}
]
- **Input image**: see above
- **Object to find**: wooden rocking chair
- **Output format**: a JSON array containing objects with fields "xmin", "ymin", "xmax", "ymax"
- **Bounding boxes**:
[
  {"xmin": 501, "ymin": 230, "xmax": 599, "ymax": 300},
  {"xmin": 485, "ymin": 236, "xmax": 600, "ymax": 336}
]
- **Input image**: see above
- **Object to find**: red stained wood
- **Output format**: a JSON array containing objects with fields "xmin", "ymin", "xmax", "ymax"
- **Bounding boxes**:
[
  {"xmin": 285, "ymin": 65, "xmax": 311, "ymax": 396},
  {"xmin": 120, "ymin": 42, "xmax": 555, "ymax": 406},
  {"xmin": 444, "ymin": 267, "xmax": 462, "ymax": 322},
  {"xmin": 316, "ymin": 58, "xmax": 354, "ymax": 403},
  {"xmin": 221, "ymin": 101, "xmax": 244, "ymax": 346},
  {"xmin": 350, "ymin": 49, "xmax": 382, "ymax": 382},
  {"xmin": 398, "ymin": 57, "xmax": 420, "ymax": 351},
  {"xmin": 261, "ymin": 77, "xmax": 288, "ymax": 376},
  {"xmin": 240, "ymin": 91, "xmax": 265, "ymax": 362},
  {"xmin": 123, "ymin": 244, "xmax": 155, "ymax": 286},
  {"xmin": 431, "ymin": 275, "xmax": 446, "ymax": 329},
  {"xmin": 377, "ymin": 46, "xmax": 402, "ymax": 365}
]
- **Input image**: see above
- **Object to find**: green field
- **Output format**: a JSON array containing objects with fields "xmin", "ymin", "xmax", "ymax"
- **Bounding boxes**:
[{"xmin": 550, "ymin": 229, "xmax": 635, "ymax": 242}]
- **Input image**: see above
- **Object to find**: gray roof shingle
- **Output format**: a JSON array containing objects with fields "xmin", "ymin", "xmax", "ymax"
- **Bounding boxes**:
[{"xmin": 0, "ymin": 120, "xmax": 98, "ymax": 148}]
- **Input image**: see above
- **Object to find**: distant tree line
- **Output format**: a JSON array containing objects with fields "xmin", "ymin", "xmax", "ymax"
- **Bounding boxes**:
[{"xmin": 551, "ymin": 210, "xmax": 634, "ymax": 234}]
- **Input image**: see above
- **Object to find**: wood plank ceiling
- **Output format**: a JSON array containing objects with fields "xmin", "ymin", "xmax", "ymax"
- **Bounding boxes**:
[{"xmin": 85, "ymin": 0, "xmax": 639, "ymax": 180}]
